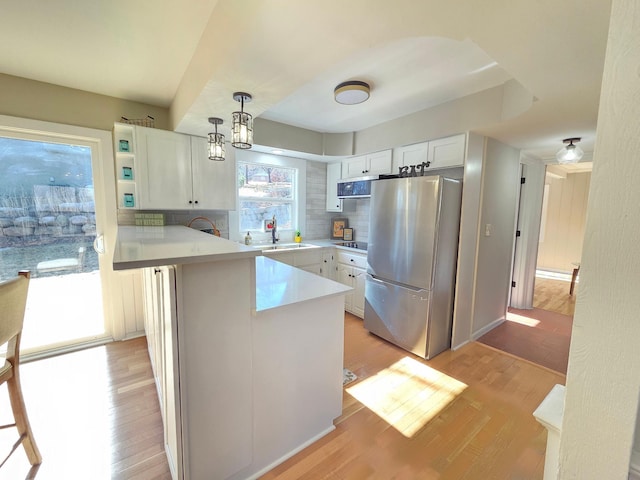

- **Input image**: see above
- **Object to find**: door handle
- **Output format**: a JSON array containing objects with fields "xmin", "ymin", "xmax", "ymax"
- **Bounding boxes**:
[{"xmin": 93, "ymin": 234, "xmax": 105, "ymax": 254}]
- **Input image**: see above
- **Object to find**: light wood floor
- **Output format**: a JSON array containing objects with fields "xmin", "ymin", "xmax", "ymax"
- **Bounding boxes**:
[
  {"xmin": 265, "ymin": 314, "xmax": 564, "ymax": 479},
  {"xmin": 0, "ymin": 315, "xmax": 564, "ymax": 479},
  {"xmin": 533, "ymin": 277, "xmax": 577, "ymax": 316},
  {"xmin": 0, "ymin": 337, "xmax": 171, "ymax": 480}
]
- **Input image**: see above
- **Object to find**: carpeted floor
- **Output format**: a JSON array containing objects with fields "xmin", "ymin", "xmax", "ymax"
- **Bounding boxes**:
[{"xmin": 477, "ymin": 307, "xmax": 572, "ymax": 375}]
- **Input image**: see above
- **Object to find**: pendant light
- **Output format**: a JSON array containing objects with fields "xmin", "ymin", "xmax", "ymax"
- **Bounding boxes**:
[
  {"xmin": 207, "ymin": 117, "xmax": 225, "ymax": 161},
  {"xmin": 231, "ymin": 92, "xmax": 253, "ymax": 149},
  {"xmin": 556, "ymin": 137, "xmax": 584, "ymax": 164}
]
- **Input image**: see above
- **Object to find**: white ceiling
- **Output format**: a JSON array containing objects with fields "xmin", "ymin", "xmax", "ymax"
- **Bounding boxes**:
[{"xmin": 0, "ymin": 0, "xmax": 613, "ymax": 161}]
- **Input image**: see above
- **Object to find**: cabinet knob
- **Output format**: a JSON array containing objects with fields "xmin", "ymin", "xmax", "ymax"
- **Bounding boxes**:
[
  {"xmin": 336, "ymin": 204, "xmax": 340, "ymax": 208},
  {"xmin": 188, "ymin": 200, "xmax": 193, "ymax": 204},
  {"xmin": 194, "ymin": 200, "xmax": 199, "ymax": 204},
  {"xmin": 350, "ymin": 259, "xmax": 354, "ymax": 262}
]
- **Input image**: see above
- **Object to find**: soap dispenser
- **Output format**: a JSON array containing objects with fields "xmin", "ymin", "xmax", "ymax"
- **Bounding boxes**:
[{"xmin": 244, "ymin": 231, "xmax": 252, "ymax": 245}]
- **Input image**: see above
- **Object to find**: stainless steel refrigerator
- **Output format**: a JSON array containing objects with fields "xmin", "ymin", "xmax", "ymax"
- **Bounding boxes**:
[{"xmin": 364, "ymin": 175, "xmax": 462, "ymax": 359}]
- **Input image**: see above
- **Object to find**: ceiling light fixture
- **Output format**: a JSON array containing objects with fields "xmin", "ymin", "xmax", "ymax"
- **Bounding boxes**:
[
  {"xmin": 231, "ymin": 92, "xmax": 253, "ymax": 149},
  {"xmin": 334, "ymin": 80, "xmax": 370, "ymax": 105},
  {"xmin": 556, "ymin": 137, "xmax": 584, "ymax": 164},
  {"xmin": 207, "ymin": 117, "xmax": 225, "ymax": 161}
]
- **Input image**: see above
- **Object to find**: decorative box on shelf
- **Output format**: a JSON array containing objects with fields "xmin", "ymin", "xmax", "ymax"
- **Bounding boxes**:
[{"xmin": 135, "ymin": 213, "xmax": 165, "ymax": 226}]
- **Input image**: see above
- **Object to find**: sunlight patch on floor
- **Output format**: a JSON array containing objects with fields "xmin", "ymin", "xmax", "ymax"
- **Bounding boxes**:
[
  {"xmin": 21, "ymin": 271, "xmax": 105, "ymax": 352},
  {"xmin": 346, "ymin": 356, "xmax": 467, "ymax": 438},
  {"xmin": 505, "ymin": 311, "xmax": 541, "ymax": 327}
]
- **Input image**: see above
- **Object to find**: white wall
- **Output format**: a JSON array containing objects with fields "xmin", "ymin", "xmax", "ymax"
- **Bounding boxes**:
[
  {"xmin": 0, "ymin": 73, "xmax": 169, "ymax": 131},
  {"xmin": 451, "ymin": 133, "xmax": 485, "ymax": 348},
  {"xmin": 472, "ymin": 138, "xmax": 521, "ymax": 334},
  {"xmin": 558, "ymin": 0, "xmax": 640, "ymax": 477},
  {"xmin": 451, "ymin": 135, "xmax": 521, "ymax": 347},
  {"xmin": 537, "ymin": 171, "xmax": 591, "ymax": 273}
]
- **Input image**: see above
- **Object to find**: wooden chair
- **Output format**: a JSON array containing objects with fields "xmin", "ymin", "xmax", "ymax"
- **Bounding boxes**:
[{"xmin": 0, "ymin": 271, "xmax": 42, "ymax": 468}]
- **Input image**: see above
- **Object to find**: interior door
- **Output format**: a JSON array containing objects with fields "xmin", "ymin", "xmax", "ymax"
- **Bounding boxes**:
[{"xmin": 0, "ymin": 122, "xmax": 114, "ymax": 356}]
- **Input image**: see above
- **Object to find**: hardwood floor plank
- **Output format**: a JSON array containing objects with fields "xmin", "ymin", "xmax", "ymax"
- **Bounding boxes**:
[{"xmin": 0, "ymin": 314, "xmax": 564, "ymax": 479}]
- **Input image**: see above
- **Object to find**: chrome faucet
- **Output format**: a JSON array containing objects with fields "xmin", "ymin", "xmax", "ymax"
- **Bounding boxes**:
[{"xmin": 271, "ymin": 215, "xmax": 278, "ymax": 244}]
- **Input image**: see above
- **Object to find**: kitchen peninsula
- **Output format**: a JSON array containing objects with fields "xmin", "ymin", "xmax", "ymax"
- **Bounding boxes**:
[{"xmin": 113, "ymin": 226, "xmax": 351, "ymax": 480}]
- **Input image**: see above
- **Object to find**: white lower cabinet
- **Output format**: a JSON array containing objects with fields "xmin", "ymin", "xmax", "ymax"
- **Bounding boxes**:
[
  {"xmin": 321, "ymin": 250, "xmax": 335, "ymax": 279},
  {"xmin": 142, "ymin": 266, "xmax": 182, "ymax": 479},
  {"xmin": 335, "ymin": 250, "xmax": 367, "ymax": 318},
  {"xmin": 263, "ymin": 248, "xmax": 324, "ymax": 275}
]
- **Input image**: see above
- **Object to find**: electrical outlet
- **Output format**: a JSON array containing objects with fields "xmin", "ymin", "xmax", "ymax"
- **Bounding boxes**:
[{"xmin": 485, "ymin": 223, "xmax": 492, "ymax": 236}]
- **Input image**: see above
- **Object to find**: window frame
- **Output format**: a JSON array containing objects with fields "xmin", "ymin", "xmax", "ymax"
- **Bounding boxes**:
[{"xmin": 229, "ymin": 150, "xmax": 306, "ymax": 244}]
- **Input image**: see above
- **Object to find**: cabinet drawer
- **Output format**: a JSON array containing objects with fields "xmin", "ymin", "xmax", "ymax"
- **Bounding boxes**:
[{"xmin": 337, "ymin": 251, "xmax": 367, "ymax": 269}]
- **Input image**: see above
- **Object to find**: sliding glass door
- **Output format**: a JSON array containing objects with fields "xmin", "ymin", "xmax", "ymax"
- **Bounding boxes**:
[{"xmin": 0, "ymin": 134, "xmax": 110, "ymax": 354}]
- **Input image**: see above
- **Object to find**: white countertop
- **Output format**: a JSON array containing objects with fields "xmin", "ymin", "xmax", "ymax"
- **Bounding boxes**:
[
  {"xmin": 113, "ymin": 225, "xmax": 260, "ymax": 270},
  {"xmin": 255, "ymin": 256, "xmax": 352, "ymax": 312}
]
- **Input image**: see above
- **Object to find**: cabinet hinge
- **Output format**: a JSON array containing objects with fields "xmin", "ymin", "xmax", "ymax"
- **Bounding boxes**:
[
  {"xmin": 512, "ymin": 280, "xmax": 516, "ymax": 288},
  {"xmin": 520, "ymin": 177, "xmax": 526, "ymax": 184}
]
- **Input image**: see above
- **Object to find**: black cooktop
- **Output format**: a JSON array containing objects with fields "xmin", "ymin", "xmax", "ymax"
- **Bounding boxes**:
[{"xmin": 335, "ymin": 241, "xmax": 367, "ymax": 251}]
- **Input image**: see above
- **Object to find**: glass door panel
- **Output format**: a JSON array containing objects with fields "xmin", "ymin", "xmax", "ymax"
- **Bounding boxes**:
[{"xmin": 0, "ymin": 136, "xmax": 107, "ymax": 353}]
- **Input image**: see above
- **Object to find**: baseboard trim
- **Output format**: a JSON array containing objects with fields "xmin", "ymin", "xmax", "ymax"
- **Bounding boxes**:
[
  {"xmin": 246, "ymin": 425, "xmax": 336, "ymax": 480},
  {"xmin": 471, "ymin": 317, "xmax": 505, "ymax": 340}
]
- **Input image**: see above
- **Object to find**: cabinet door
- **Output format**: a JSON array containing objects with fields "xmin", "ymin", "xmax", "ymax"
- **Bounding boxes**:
[
  {"xmin": 428, "ymin": 134, "xmax": 466, "ymax": 169},
  {"xmin": 294, "ymin": 249, "xmax": 322, "ymax": 267},
  {"xmin": 136, "ymin": 127, "xmax": 193, "ymax": 209},
  {"xmin": 326, "ymin": 163, "xmax": 342, "ymax": 212},
  {"xmin": 299, "ymin": 264, "xmax": 322, "ymax": 276},
  {"xmin": 342, "ymin": 155, "xmax": 368, "ymax": 178},
  {"xmin": 159, "ymin": 266, "xmax": 182, "ymax": 479},
  {"xmin": 191, "ymin": 136, "xmax": 237, "ymax": 210},
  {"xmin": 264, "ymin": 251, "xmax": 295, "ymax": 266},
  {"xmin": 336, "ymin": 263, "xmax": 354, "ymax": 311},
  {"xmin": 352, "ymin": 267, "xmax": 366, "ymax": 318},
  {"xmin": 321, "ymin": 250, "xmax": 334, "ymax": 279},
  {"xmin": 395, "ymin": 142, "xmax": 429, "ymax": 169},
  {"xmin": 366, "ymin": 150, "xmax": 393, "ymax": 176}
]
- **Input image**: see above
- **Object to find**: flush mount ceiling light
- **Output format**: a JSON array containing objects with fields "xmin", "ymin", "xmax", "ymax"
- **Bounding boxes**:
[
  {"xmin": 231, "ymin": 92, "xmax": 253, "ymax": 149},
  {"xmin": 556, "ymin": 137, "xmax": 584, "ymax": 164},
  {"xmin": 334, "ymin": 80, "xmax": 370, "ymax": 105},
  {"xmin": 207, "ymin": 117, "xmax": 225, "ymax": 161}
]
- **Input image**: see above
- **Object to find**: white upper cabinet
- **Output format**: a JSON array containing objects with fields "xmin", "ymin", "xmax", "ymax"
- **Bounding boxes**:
[
  {"xmin": 136, "ymin": 127, "xmax": 192, "ymax": 210},
  {"xmin": 342, "ymin": 150, "xmax": 392, "ymax": 178},
  {"xmin": 427, "ymin": 133, "xmax": 466, "ymax": 169},
  {"xmin": 134, "ymin": 126, "xmax": 236, "ymax": 211},
  {"xmin": 326, "ymin": 162, "xmax": 342, "ymax": 212},
  {"xmin": 393, "ymin": 133, "xmax": 467, "ymax": 174},
  {"xmin": 395, "ymin": 142, "xmax": 429, "ymax": 169},
  {"xmin": 190, "ymin": 136, "xmax": 236, "ymax": 211}
]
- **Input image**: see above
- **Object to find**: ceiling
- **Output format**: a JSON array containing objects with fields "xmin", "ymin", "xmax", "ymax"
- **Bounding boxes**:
[{"xmin": 0, "ymin": 0, "xmax": 612, "ymax": 161}]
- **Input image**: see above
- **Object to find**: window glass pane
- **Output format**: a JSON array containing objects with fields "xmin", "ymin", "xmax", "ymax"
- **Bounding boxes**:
[
  {"xmin": 237, "ymin": 162, "xmax": 295, "ymax": 232},
  {"xmin": 239, "ymin": 201, "xmax": 292, "ymax": 231},
  {"xmin": 238, "ymin": 164, "xmax": 294, "ymax": 200}
]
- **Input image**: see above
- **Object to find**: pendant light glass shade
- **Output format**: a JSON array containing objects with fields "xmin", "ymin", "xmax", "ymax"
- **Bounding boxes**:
[
  {"xmin": 232, "ymin": 92, "xmax": 253, "ymax": 149},
  {"xmin": 556, "ymin": 137, "xmax": 584, "ymax": 164},
  {"xmin": 207, "ymin": 117, "xmax": 225, "ymax": 161}
]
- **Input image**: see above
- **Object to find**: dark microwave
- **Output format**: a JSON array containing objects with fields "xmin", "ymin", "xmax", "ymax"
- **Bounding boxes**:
[{"xmin": 337, "ymin": 179, "xmax": 373, "ymax": 198}]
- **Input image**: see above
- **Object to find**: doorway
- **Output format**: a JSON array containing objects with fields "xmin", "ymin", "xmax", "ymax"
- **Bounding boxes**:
[
  {"xmin": 0, "ymin": 134, "xmax": 111, "ymax": 356},
  {"xmin": 533, "ymin": 163, "xmax": 592, "ymax": 316}
]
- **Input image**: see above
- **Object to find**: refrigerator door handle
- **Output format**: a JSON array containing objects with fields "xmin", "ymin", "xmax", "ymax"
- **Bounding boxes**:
[{"xmin": 367, "ymin": 273, "xmax": 424, "ymax": 293}]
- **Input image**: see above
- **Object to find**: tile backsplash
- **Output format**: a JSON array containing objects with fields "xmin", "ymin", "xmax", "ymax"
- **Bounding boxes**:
[
  {"xmin": 341, "ymin": 198, "xmax": 370, "ymax": 243},
  {"xmin": 118, "ymin": 209, "xmax": 229, "ymax": 238}
]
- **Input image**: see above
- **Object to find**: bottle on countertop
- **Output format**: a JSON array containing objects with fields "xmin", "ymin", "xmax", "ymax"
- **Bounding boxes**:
[{"xmin": 244, "ymin": 231, "xmax": 252, "ymax": 245}]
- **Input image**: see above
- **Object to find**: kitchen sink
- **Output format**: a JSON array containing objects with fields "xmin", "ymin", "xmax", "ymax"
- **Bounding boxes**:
[{"xmin": 253, "ymin": 243, "xmax": 319, "ymax": 251}]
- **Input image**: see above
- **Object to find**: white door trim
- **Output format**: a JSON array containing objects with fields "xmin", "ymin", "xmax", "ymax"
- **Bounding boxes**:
[{"xmin": 0, "ymin": 114, "xmax": 126, "ymax": 342}]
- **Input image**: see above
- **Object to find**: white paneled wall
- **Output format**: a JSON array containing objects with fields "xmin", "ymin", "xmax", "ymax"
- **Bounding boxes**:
[{"xmin": 537, "ymin": 171, "xmax": 591, "ymax": 273}]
